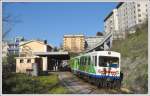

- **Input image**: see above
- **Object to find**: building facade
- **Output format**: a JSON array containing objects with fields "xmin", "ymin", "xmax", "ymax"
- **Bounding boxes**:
[
  {"xmin": 16, "ymin": 40, "xmax": 52, "ymax": 73},
  {"xmin": 104, "ymin": 2, "xmax": 148, "ymax": 40},
  {"xmin": 7, "ymin": 36, "xmax": 24, "ymax": 55},
  {"xmin": 85, "ymin": 36, "xmax": 104, "ymax": 50},
  {"xmin": 63, "ymin": 35, "xmax": 85, "ymax": 53},
  {"xmin": 104, "ymin": 9, "xmax": 119, "ymax": 39}
]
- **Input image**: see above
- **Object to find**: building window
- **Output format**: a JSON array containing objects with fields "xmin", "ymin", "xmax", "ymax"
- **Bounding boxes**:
[
  {"xmin": 27, "ymin": 59, "xmax": 31, "ymax": 63},
  {"xmin": 20, "ymin": 59, "xmax": 23, "ymax": 63},
  {"xmin": 95, "ymin": 56, "xmax": 97, "ymax": 66},
  {"xmin": 134, "ymin": 16, "xmax": 136, "ymax": 18},
  {"xmin": 139, "ymin": 19, "xmax": 142, "ymax": 22},
  {"xmin": 138, "ymin": 9, "xmax": 141, "ymax": 12},
  {"xmin": 134, "ymin": 11, "xmax": 136, "ymax": 14},
  {"xmin": 137, "ymin": 4, "xmax": 140, "ymax": 7},
  {"xmin": 138, "ymin": 14, "xmax": 141, "ymax": 17}
]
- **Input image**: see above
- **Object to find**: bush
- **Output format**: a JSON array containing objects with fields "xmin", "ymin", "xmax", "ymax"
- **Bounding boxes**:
[{"xmin": 2, "ymin": 73, "xmax": 62, "ymax": 94}]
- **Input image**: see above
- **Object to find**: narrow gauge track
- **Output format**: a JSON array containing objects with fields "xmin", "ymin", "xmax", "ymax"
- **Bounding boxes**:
[{"xmin": 58, "ymin": 72, "xmax": 132, "ymax": 94}]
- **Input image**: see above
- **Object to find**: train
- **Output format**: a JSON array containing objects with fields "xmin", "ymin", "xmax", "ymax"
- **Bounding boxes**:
[{"xmin": 69, "ymin": 51, "xmax": 123, "ymax": 88}]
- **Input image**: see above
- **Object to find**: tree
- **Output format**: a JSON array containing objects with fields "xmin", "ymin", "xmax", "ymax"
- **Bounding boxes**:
[
  {"xmin": 3, "ymin": 4, "xmax": 21, "ymax": 40},
  {"xmin": 59, "ymin": 43, "xmax": 63, "ymax": 50},
  {"xmin": 2, "ymin": 3, "xmax": 21, "ymax": 74},
  {"xmin": 96, "ymin": 32, "xmax": 103, "ymax": 36},
  {"xmin": 53, "ymin": 46, "xmax": 58, "ymax": 52}
]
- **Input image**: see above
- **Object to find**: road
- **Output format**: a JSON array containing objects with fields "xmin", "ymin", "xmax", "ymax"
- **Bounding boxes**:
[{"xmin": 57, "ymin": 72, "xmax": 132, "ymax": 94}]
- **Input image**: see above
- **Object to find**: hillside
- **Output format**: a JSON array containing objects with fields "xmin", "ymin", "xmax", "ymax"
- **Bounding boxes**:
[{"xmin": 111, "ymin": 21, "xmax": 148, "ymax": 93}]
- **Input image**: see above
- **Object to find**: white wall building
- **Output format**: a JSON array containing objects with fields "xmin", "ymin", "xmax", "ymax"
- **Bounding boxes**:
[
  {"xmin": 85, "ymin": 36, "xmax": 104, "ymax": 50},
  {"xmin": 104, "ymin": 2, "xmax": 148, "ymax": 40},
  {"xmin": 104, "ymin": 9, "xmax": 119, "ymax": 40}
]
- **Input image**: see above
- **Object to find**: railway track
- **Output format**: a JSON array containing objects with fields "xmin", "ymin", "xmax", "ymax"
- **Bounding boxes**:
[{"xmin": 58, "ymin": 72, "xmax": 132, "ymax": 94}]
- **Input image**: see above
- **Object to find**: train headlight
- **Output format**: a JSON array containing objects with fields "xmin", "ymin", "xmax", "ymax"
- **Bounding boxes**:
[{"xmin": 108, "ymin": 51, "xmax": 111, "ymax": 55}]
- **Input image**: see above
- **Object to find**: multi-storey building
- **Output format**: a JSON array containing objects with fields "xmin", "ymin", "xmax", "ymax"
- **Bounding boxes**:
[
  {"xmin": 7, "ymin": 36, "xmax": 24, "ymax": 55},
  {"xmin": 117, "ymin": 2, "xmax": 148, "ymax": 35},
  {"xmin": 85, "ymin": 36, "xmax": 104, "ymax": 50},
  {"xmin": 63, "ymin": 34, "xmax": 85, "ymax": 53},
  {"xmin": 104, "ymin": 9, "xmax": 119, "ymax": 39},
  {"xmin": 104, "ymin": 2, "xmax": 148, "ymax": 40},
  {"xmin": 2, "ymin": 36, "xmax": 24, "ymax": 58}
]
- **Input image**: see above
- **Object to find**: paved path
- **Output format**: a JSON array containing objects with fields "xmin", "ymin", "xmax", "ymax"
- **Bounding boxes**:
[{"xmin": 57, "ymin": 72, "xmax": 132, "ymax": 94}]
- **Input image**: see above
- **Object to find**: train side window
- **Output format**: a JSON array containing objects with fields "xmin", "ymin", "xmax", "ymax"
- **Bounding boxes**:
[
  {"xmin": 77, "ymin": 59, "xmax": 79, "ymax": 64},
  {"xmin": 82, "ymin": 57, "xmax": 84, "ymax": 66},
  {"xmin": 88, "ymin": 56, "xmax": 91, "ymax": 65},
  {"xmin": 83, "ymin": 57, "xmax": 85, "ymax": 65},
  {"xmin": 92, "ymin": 56, "xmax": 95, "ymax": 65},
  {"xmin": 84, "ymin": 57, "xmax": 86, "ymax": 65},
  {"xmin": 79, "ymin": 58, "xmax": 80, "ymax": 65},
  {"xmin": 95, "ymin": 56, "xmax": 97, "ymax": 66},
  {"xmin": 84, "ymin": 57, "xmax": 87, "ymax": 65},
  {"xmin": 81, "ymin": 57, "xmax": 83, "ymax": 66},
  {"xmin": 80, "ymin": 57, "xmax": 82, "ymax": 66},
  {"xmin": 82, "ymin": 57, "xmax": 85, "ymax": 66}
]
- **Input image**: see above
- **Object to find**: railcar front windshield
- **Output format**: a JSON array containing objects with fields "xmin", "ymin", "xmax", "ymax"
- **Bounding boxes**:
[{"xmin": 98, "ymin": 56, "xmax": 119, "ymax": 68}]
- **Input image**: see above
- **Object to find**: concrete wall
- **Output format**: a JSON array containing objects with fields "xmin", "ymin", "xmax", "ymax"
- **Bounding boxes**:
[
  {"xmin": 16, "ymin": 57, "xmax": 42, "ymax": 73},
  {"xmin": 85, "ymin": 36, "xmax": 104, "ymax": 50},
  {"xmin": 16, "ymin": 57, "xmax": 35, "ymax": 73}
]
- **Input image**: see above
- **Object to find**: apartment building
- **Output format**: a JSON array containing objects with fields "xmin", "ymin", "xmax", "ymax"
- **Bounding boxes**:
[
  {"xmin": 63, "ymin": 35, "xmax": 85, "ymax": 53},
  {"xmin": 104, "ymin": 9, "xmax": 119, "ymax": 39},
  {"xmin": 104, "ymin": 2, "xmax": 148, "ymax": 40},
  {"xmin": 85, "ymin": 36, "xmax": 104, "ymax": 50},
  {"xmin": 7, "ymin": 36, "xmax": 24, "ymax": 55}
]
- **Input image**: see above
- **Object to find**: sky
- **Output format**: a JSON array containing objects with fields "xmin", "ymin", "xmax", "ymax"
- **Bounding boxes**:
[{"xmin": 3, "ymin": 2, "xmax": 118, "ymax": 47}]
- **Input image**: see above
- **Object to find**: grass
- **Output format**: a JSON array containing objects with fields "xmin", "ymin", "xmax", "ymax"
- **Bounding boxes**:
[{"xmin": 3, "ymin": 73, "xmax": 69, "ymax": 94}]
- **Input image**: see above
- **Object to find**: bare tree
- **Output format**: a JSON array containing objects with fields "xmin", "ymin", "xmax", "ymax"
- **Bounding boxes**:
[
  {"xmin": 53, "ymin": 46, "xmax": 58, "ymax": 52},
  {"xmin": 2, "ymin": 4, "xmax": 21, "ymax": 40},
  {"xmin": 96, "ymin": 32, "xmax": 104, "ymax": 36}
]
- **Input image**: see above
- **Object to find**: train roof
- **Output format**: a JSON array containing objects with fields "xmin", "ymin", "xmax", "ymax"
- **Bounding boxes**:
[{"xmin": 71, "ymin": 51, "xmax": 120, "ymax": 59}]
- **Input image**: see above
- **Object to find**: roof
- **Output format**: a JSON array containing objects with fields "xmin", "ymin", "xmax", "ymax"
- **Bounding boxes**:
[
  {"xmin": 72, "ymin": 51, "xmax": 120, "ymax": 59},
  {"xmin": 34, "ymin": 52, "xmax": 69, "ymax": 55},
  {"xmin": 104, "ymin": 11, "xmax": 113, "ymax": 22},
  {"xmin": 116, "ymin": 2, "xmax": 124, "ymax": 9},
  {"xmin": 104, "ymin": 2, "xmax": 124, "ymax": 22},
  {"xmin": 19, "ymin": 40, "xmax": 53, "ymax": 48},
  {"xmin": 85, "ymin": 36, "xmax": 104, "ymax": 38},
  {"xmin": 64, "ymin": 34, "xmax": 84, "ymax": 37},
  {"xmin": 33, "ymin": 52, "xmax": 70, "ymax": 60}
]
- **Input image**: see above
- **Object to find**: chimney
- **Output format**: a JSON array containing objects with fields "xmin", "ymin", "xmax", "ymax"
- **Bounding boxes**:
[{"xmin": 44, "ymin": 40, "xmax": 47, "ymax": 44}]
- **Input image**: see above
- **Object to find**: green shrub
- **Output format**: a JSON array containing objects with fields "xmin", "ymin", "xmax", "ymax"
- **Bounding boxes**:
[
  {"xmin": 2, "ymin": 73, "xmax": 68, "ymax": 94},
  {"xmin": 111, "ymin": 22, "xmax": 148, "ymax": 93}
]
